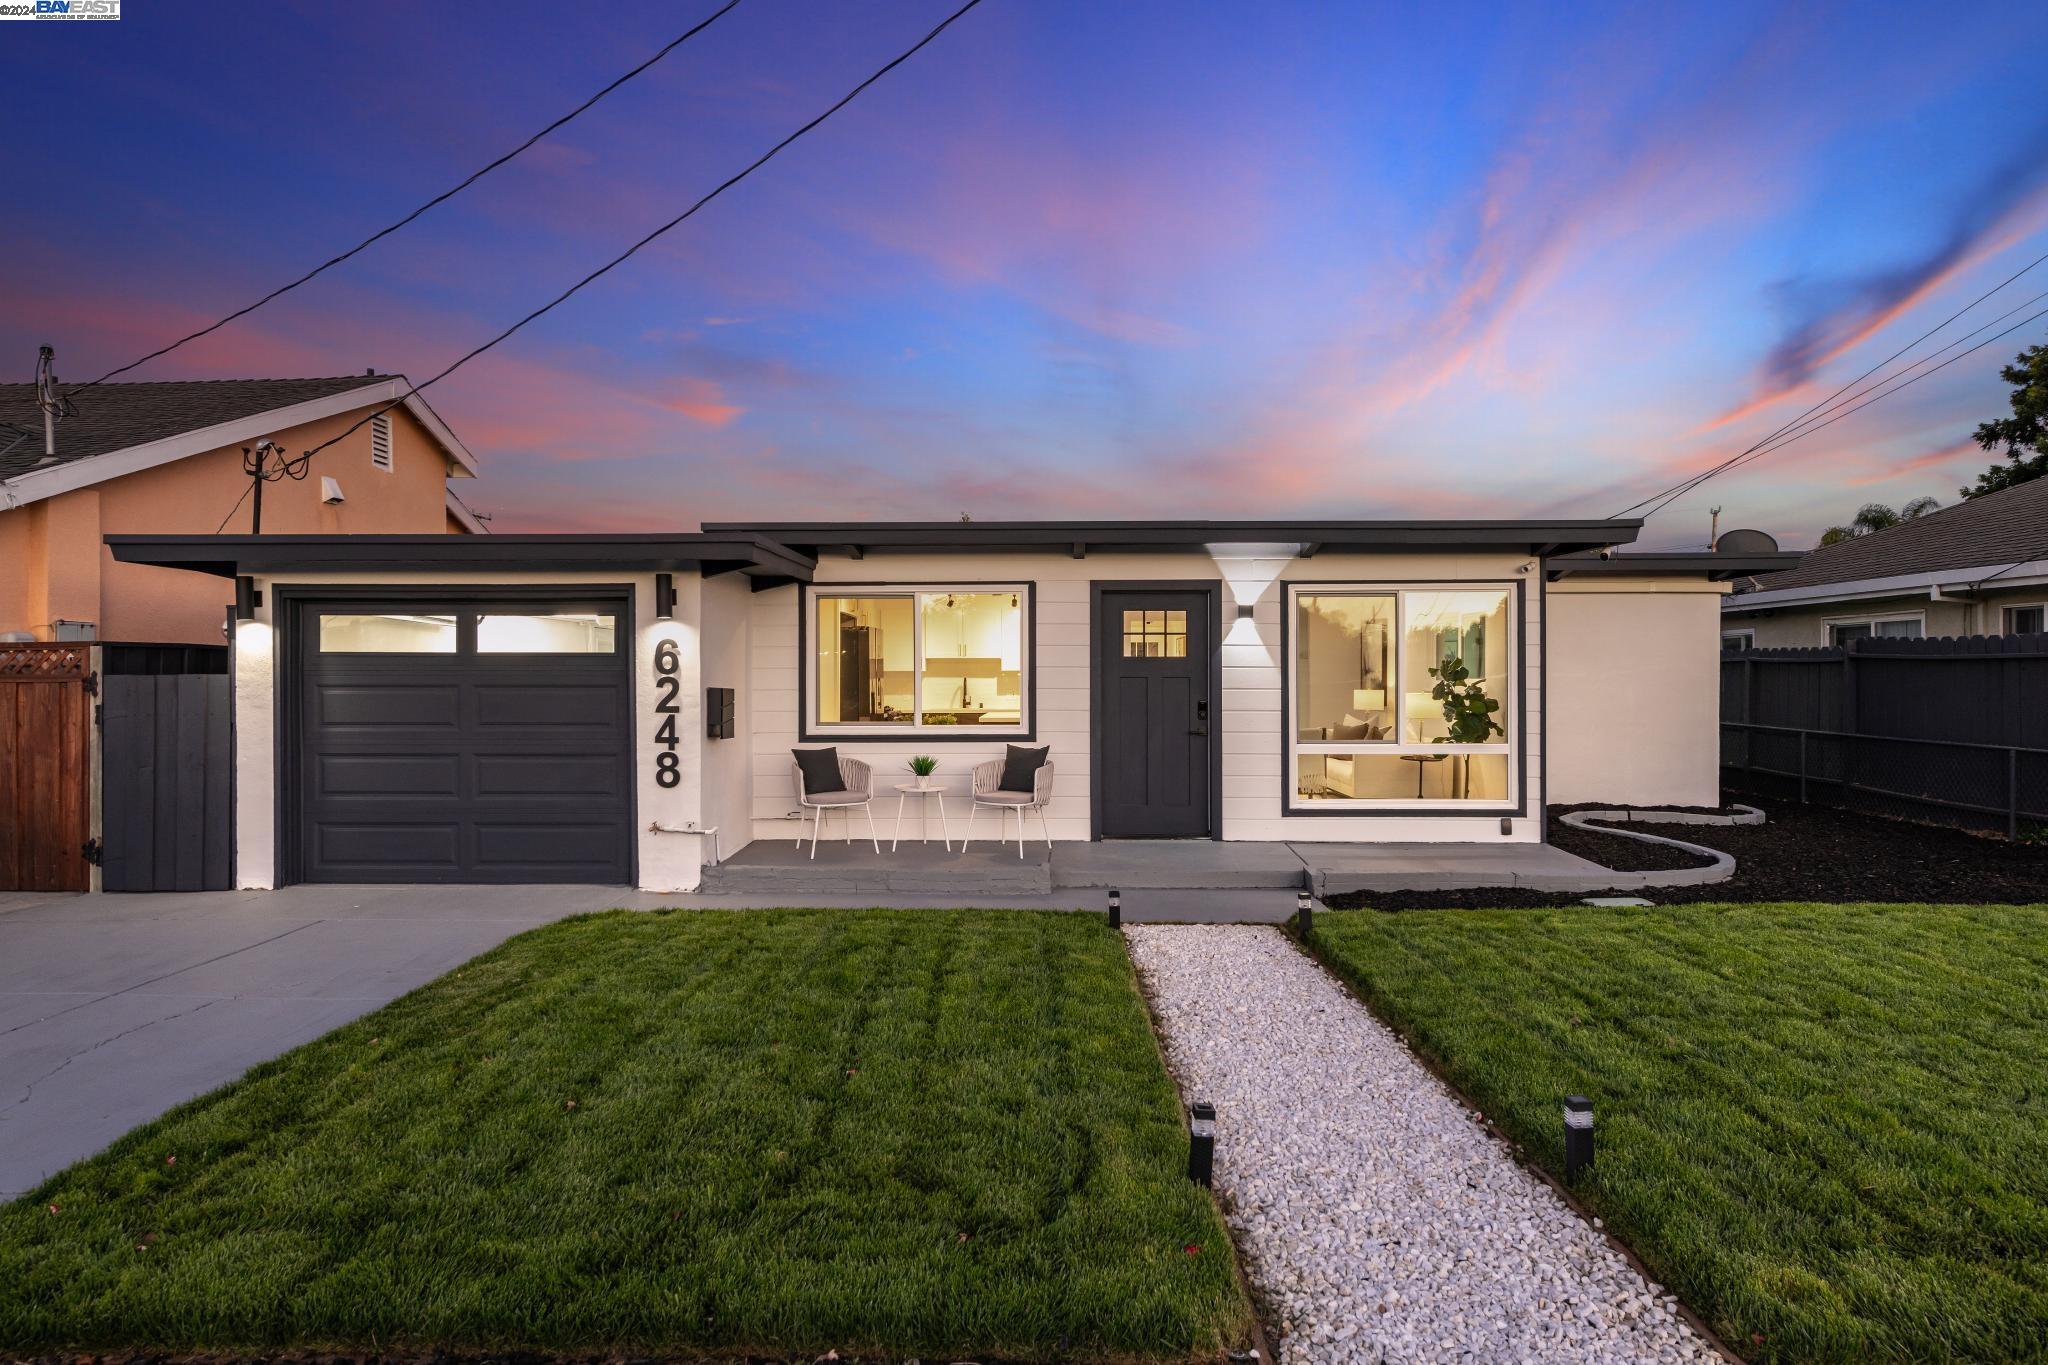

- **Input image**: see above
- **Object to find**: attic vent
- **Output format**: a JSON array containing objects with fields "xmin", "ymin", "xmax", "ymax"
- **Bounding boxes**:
[{"xmin": 370, "ymin": 413, "xmax": 393, "ymax": 471}]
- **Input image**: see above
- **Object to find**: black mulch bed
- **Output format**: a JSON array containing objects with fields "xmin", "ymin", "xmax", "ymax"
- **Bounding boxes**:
[
  {"xmin": 1547, "ymin": 816, "xmax": 1718, "ymax": 873},
  {"xmin": 1324, "ymin": 798, "xmax": 2048, "ymax": 911}
]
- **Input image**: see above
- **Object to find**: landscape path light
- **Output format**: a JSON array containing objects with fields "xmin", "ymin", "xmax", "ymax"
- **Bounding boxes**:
[{"xmin": 1564, "ymin": 1094, "xmax": 1594, "ymax": 1183}]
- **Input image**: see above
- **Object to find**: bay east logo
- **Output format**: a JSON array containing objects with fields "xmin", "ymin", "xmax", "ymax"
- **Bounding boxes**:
[{"xmin": 0, "ymin": 0, "xmax": 122, "ymax": 17}]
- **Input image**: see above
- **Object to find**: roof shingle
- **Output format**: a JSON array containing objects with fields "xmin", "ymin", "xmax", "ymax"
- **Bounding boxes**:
[
  {"xmin": 1746, "ymin": 476, "xmax": 2048, "ymax": 592},
  {"xmin": 0, "ymin": 376, "xmax": 391, "ymax": 481}
]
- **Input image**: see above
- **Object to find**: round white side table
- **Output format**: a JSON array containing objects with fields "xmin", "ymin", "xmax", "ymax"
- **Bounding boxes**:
[{"xmin": 891, "ymin": 783, "xmax": 951, "ymax": 851}]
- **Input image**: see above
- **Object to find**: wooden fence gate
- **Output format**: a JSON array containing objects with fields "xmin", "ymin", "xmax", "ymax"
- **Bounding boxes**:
[
  {"xmin": 0, "ymin": 644, "xmax": 94, "ymax": 892},
  {"xmin": 100, "ymin": 669, "xmax": 232, "ymax": 892}
]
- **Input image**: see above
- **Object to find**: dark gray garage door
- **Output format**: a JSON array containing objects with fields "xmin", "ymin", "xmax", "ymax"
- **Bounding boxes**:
[{"xmin": 288, "ymin": 594, "xmax": 634, "ymax": 884}]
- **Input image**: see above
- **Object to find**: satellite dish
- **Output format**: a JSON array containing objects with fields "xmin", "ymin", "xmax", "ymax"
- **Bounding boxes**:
[{"xmin": 1715, "ymin": 528, "xmax": 1779, "ymax": 554}]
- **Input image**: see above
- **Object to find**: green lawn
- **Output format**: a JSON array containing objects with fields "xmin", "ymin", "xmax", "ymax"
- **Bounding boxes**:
[
  {"xmin": 1305, "ymin": 903, "xmax": 2048, "ymax": 1364},
  {"xmin": 1, "ymin": 909, "xmax": 1252, "ymax": 1360}
]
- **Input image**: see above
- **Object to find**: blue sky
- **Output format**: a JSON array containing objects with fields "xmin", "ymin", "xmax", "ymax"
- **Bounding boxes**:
[{"xmin": 4, "ymin": 0, "xmax": 2046, "ymax": 545}]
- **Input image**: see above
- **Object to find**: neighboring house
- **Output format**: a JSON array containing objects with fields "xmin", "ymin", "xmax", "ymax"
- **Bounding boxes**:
[
  {"xmin": 110, "ymin": 520, "xmax": 1794, "ymax": 892},
  {"xmin": 0, "ymin": 375, "xmax": 481, "ymax": 645},
  {"xmin": 1722, "ymin": 478, "xmax": 2048, "ymax": 649}
]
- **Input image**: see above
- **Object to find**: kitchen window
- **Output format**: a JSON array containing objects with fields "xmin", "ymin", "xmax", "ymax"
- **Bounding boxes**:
[
  {"xmin": 809, "ymin": 586, "xmax": 1030, "ymax": 734},
  {"xmin": 1289, "ymin": 584, "xmax": 1515, "ymax": 808}
]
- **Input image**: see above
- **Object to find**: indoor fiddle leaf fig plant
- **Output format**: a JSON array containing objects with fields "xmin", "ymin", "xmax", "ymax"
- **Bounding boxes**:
[{"xmin": 1428, "ymin": 656, "xmax": 1503, "ymax": 744}]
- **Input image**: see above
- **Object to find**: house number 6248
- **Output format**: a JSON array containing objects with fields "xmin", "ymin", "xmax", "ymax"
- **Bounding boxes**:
[{"xmin": 653, "ymin": 639, "xmax": 681, "ymax": 788}]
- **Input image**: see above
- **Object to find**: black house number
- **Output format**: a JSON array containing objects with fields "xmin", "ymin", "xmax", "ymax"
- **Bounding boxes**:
[{"xmin": 653, "ymin": 638, "xmax": 681, "ymax": 788}]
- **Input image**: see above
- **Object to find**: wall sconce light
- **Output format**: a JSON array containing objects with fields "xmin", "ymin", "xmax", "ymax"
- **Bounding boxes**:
[
  {"xmin": 1235, "ymin": 603, "xmax": 1255, "ymax": 620},
  {"xmin": 654, "ymin": 572, "xmax": 676, "ymax": 620},
  {"xmin": 234, "ymin": 575, "xmax": 260, "ymax": 621}
]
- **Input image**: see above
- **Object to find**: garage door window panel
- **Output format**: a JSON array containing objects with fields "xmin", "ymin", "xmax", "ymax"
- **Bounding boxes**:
[{"xmin": 318, "ymin": 613, "xmax": 457, "ymax": 653}]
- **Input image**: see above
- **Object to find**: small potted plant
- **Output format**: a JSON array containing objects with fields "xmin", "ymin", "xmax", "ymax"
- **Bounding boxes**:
[{"xmin": 906, "ymin": 755, "xmax": 939, "ymax": 788}]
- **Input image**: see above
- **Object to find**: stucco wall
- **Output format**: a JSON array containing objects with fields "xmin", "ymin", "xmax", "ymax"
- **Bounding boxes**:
[
  {"xmin": 2, "ymin": 404, "xmax": 461, "ymax": 644},
  {"xmin": 747, "ymin": 549, "xmax": 1548, "ymax": 847},
  {"xmin": 699, "ymin": 573, "xmax": 754, "ymax": 868},
  {"xmin": 1547, "ymin": 577, "xmax": 1725, "ymax": 806}
]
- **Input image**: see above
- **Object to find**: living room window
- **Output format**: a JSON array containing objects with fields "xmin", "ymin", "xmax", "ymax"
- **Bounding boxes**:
[
  {"xmin": 809, "ymin": 586, "xmax": 1029, "ymax": 734},
  {"xmin": 1289, "ymin": 584, "xmax": 1514, "ymax": 808}
]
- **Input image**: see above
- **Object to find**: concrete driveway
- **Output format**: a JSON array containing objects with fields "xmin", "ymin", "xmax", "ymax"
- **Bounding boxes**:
[{"xmin": 0, "ymin": 884, "xmax": 669, "ymax": 1200}]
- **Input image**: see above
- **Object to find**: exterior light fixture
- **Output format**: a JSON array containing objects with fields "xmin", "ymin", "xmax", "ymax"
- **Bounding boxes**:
[
  {"xmin": 1296, "ymin": 887, "xmax": 1313, "ymax": 937},
  {"xmin": 1236, "ymin": 603, "xmax": 1255, "ymax": 620},
  {"xmin": 1564, "ymin": 1095, "xmax": 1594, "ymax": 1183},
  {"xmin": 654, "ymin": 572, "xmax": 676, "ymax": 620},
  {"xmin": 1187, "ymin": 1101, "xmax": 1216, "ymax": 1186},
  {"xmin": 234, "ymin": 575, "xmax": 260, "ymax": 621},
  {"xmin": 1108, "ymin": 887, "xmax": 1121, "ymax": 929}
]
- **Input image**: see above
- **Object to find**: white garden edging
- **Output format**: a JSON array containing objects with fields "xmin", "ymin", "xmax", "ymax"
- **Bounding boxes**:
[{"xmin": 1555, "ymin": 811, "xmax": 1738, "ymax": 888}]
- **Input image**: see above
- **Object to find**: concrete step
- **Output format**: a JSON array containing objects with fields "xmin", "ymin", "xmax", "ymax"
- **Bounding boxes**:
[
  {"xmin": 697, "ymin": 840, "xmax": 1053, "ymax": 896},
  {"xmin": 1052, "ymin": 840, "xmax": 1309, "ymax": 889}
]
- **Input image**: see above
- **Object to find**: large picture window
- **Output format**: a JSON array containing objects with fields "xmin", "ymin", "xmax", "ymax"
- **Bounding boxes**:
[
  {"xmin": 810, "ymin": 586, "xmax": 1029, "ymax": 733},
  {"xmin": 1289, "ymin": 584, "xmax": 1515, "ymax": 808}
]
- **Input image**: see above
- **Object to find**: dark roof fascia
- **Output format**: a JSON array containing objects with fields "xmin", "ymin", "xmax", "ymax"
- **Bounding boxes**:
[
  {"xmin": 1546, "ymin": 551, "xmax": 1804, "ymax": 582},
  {"xmin": 699, "ymin": 519, "xmax": 1643, "ymax": 558},
  {"xmin": 104, "ymin": 533, "xmax": 816, "ymax": 582}
]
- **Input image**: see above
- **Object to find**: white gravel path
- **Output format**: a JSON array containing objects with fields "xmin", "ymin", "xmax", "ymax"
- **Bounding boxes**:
[{"xmin": 1126, "ymin": 924, "xmax": 1719, "ymax": 1365}]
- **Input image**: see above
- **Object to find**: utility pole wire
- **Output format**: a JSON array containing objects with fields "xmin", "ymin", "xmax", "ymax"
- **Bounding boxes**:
[
  {"xmin": 1611, "ymin": 248, "xmax": 2048, "ymax": 520},
  {"xmin": 271, "ymin": 0, "xmax": 988, "ymax": 485},
  {"xmin": 68, "ymin": 0, "xmax": 746, "ymax": 395},
  {"xmin": 1633, "ymin": 303, "xmax": 2048, "ymax": 522}
]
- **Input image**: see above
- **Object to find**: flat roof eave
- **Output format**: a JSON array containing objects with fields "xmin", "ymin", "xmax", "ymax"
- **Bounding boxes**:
[
  {"xmin": 1547, "ymin": 550, "xmax": 1805, "ymax": 582},
  {"xmin": 700, "ymin": 518, "xmax": 1644, "ymax": 558},
  {"xmin": 103, "ymin": 533, "xmax": 818, "ymax": 582}
]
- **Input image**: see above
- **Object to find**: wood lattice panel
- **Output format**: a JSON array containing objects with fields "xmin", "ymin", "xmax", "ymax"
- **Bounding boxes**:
[{"xmin": 0, "ymin": 645, "xmax": 90, "ymax": 678}]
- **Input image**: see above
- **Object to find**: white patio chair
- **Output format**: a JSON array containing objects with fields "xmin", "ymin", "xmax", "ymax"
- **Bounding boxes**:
[
  {"xmin": 962, "ymin": 756, "xmax": 1054, "ymax": 857},
  {"xmin": 792, "ymin": 753, "xmax": 880, "ymax": 858}
]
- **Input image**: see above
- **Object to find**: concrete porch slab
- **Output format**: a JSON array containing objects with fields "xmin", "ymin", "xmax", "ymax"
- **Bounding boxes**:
[
  {"xmin": 696, "ymin": 839, "xmax": 1053, "ymax": 896},
  {"xmin": 1052, "ymin": 840, "xmax": 1310, "ymax": 889},
  {"xmin": 1295, "ymin": 841, "xmax": 1626, "ymax": 896}
]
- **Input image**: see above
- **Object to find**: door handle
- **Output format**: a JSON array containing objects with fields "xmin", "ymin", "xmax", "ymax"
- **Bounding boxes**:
[{"xmin": 1191, "ymin": 699, "xmax": 1209, "ymax": 737}]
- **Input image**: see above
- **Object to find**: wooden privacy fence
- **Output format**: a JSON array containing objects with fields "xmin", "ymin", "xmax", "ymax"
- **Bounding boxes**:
[
  {"xmin": 0, "ymin": 644, "xmax": 93, "ymax": 892},
  {"xmin": 100, "ymin": 645, "xmax": 233, "ymax": 893},
  {"xmin": 1721, "ymin": 635, "xmax": 2048, "ymax": 836}
]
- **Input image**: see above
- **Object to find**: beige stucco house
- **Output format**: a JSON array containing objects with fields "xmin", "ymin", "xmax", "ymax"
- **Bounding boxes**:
[
  {"xmin": 110, "ymin": 522, "xmax": 1793, "ymax": 892},
  {"xmin": 1, "ymin": 375, "xmax": 481, "ymax": 646},
  {"xmin": 1722, "ymin": 478, "xmax": 2048, "ymax": 649}
]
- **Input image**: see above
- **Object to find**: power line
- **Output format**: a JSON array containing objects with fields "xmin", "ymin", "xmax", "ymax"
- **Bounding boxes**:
[
  {"xmin": 69, "ymin": 0, "xmax": 746, "ymax": 395},
  {"xmin": 1633, "ymin": 303, "xmax": 2048, "ymax": 523},
  {"xmin": 1611, "ymin": 248, "xmax": 2048, "ymax": 520},
  {"xmin": 262, "ymin": 0, "xmax": 988, "ymax": 494}
]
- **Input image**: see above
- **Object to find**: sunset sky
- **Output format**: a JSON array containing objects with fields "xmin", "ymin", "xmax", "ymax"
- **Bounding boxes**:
[{"xmin": 4, "ymin": 1, "xmax": 2046, "ymax": 547}]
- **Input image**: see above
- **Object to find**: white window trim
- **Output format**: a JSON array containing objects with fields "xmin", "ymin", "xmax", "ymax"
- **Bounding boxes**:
[
  {"xmin": 1285, "ymin": 582, "xmax": 1517, "ymax": 810},
  {"xmin": 2000, "ymin": 601, "xmax": 2048, "ymax": 635},
  {"xmin": 1722, "ymin": 629, "xmax": 1756, "ymax": 651},
  {"xmin": 804, "ymin": 583, "xmax": 1032, "ymax": 737},
  {"xmin": 1822, "ymin": 609, "xmax": 1925, "ymax": 644}
]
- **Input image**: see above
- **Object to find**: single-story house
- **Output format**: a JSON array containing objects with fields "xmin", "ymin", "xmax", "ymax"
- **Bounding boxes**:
[
  {"xmin": 2, "ymin": 374, "xmax": 482, "ymax": 646},
  {"xmin": 107, "ymin": 519, "xmax": 1795, "ymax": 892},
  {"xmin": 1721, "ymin": 477, "xmax": 2048, "ymax": 649}
]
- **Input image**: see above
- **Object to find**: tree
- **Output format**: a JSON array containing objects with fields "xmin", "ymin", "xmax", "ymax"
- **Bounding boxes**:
[
  {"xmin": 1963, "ymin": 342, "xmax": 2048, "ymax": 498},
  {"xmin": 1818, "ymin": 497, "xmax": 1939, "ymax": 546}
]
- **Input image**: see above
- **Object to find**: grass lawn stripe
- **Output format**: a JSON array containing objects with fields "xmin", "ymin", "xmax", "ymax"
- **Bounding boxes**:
[
  {"xmin": 1304, "ymin": 902, "xmax": 2048, "ymax": 1364},
  {"xmin": 1, "ymin": 909, "xmax": 1253, "ymax": 1361}
]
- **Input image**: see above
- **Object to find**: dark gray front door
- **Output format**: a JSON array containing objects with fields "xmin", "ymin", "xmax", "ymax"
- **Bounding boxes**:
[
  {"xmin": 1098, "ymin": 588, "xmax": 1214, "ymax": 838},
  {"xmin": 291, "ymin": 597, "xmax": 633, "ymax": 884}
]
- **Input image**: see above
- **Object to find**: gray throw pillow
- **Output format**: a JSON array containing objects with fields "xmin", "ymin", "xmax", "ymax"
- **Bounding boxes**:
[{"xmin": 999, "ymin": 744, "xmax": 1049, "ymax": 793}]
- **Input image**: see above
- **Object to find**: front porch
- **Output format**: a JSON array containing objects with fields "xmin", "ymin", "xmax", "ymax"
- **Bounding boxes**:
[{"xmin": 692, "ymin": 834, "xmax": 1647, "ymax": 899}]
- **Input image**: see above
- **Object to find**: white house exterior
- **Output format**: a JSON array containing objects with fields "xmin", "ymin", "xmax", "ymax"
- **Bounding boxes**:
[{"xmin": 109, "ymin": 520, "xmax": 1792, "ymax": 892}]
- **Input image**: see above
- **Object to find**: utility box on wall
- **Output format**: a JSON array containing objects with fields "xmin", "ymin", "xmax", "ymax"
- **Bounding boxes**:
[{"xmin": 707, "ymin": 686, "xmax": 735, "ymax": 740}]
